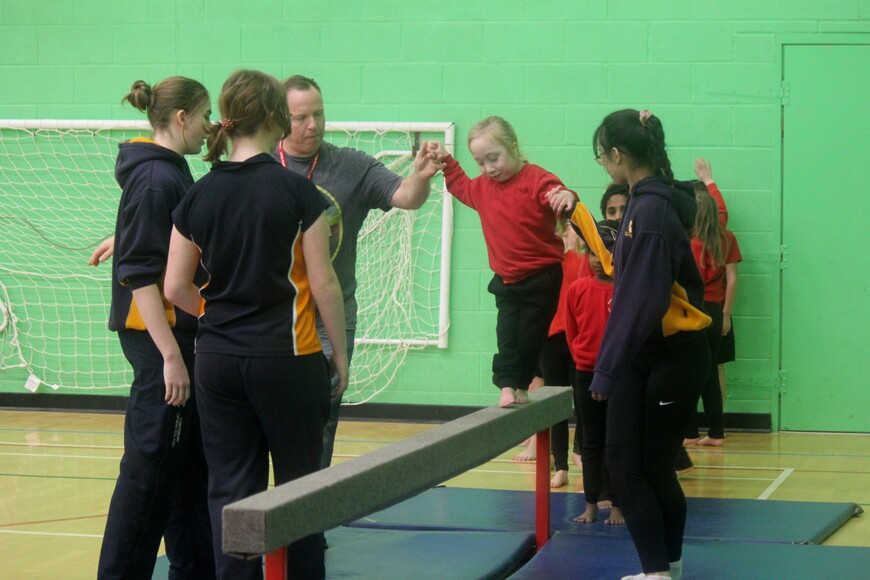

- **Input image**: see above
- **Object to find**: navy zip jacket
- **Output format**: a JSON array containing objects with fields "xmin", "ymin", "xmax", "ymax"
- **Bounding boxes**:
[
  {"xmin": 571, "ymin": 176, "xmax": 711, "ymax": 398},
  {"xmin": 108, "ymin": 138, "xmax": 200, "ymax": 333}
]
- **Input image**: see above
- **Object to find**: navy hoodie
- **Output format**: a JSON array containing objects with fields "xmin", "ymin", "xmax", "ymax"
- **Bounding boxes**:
[
  {"xmin": 569, "ymin": 176, "xmax": 711, "ymax": 398},
  {"xmin": 108, "ymin": 138, "xmax": 200, "ymax": 333}
]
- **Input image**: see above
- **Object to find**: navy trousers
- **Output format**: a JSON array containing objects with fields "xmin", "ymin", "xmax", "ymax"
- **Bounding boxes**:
[{"xmin": 98, "ymin": 330, "xmax": 214, "ymax": 580}]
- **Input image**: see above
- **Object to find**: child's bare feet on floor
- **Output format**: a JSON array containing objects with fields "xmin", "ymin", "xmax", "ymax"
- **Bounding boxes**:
[
  {"xmin": 572, "ymin": 452, "xmax": 583, "ymax": 471},
  {"xmin": 697, "ymin": 436, "xmax": 725, "ymax": 446},
  {"xmin": 512, "ymin": 437, "xmax": 537, "ymax": 462},
  {"xmin": 604, "ymin": 506, "xmax": 625, "ymax": 525},
  {"xmin": 499, "ymin": 388, "xmax": 516, "ymax": 407},
  {"xmin": 550, "ymin": 470, "xmax": 568, "ymax": 488},
  {"xmin": 573, "ymin": 502, "xmax": 598, "ymax": 524}
]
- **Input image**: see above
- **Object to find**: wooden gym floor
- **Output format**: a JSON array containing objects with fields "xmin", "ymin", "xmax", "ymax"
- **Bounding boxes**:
[{"xmin": 1, "ymin": 409, "xmax": 867, "ymax": 578}]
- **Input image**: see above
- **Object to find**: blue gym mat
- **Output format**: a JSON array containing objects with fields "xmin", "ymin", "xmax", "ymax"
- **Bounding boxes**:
[
  {"xmin": 348, "ymin": 486, "xmax": 861, "ymax": 545},
  {"xmin": 510, "ymin": 532, "xmax": 870, "ymax": 580},
  {"xmin": 153, "ymin": 527, "xmax": 535, "ymax": 579}
]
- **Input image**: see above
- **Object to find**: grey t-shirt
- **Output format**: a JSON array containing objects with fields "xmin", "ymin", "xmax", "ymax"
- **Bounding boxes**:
[{"xmin": 277, "ymin": 141, "xmax": 403, "ymax": 330}]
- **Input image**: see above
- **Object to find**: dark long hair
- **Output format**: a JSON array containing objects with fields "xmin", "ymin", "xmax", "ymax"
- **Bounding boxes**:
[{"xmin": 593, "ymin": 109, "xmax": 674, "ymax": 183}]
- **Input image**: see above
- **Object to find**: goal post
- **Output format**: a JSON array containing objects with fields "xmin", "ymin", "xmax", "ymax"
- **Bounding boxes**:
[{"xmin": 0, "ymin": 119, "xmax": 455, "ymax": 404}]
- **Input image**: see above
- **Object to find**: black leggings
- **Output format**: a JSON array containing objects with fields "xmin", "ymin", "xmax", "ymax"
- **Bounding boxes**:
[
  {"xmin": 605, "ymin": 334, "xmax": 709, "ymax": 573},
  {"xmin": 539, "ymin": 332, "xmax": 576, "ymax": 471},
  {"xmin": 686, "ymin": 301, "xmax": 725, "ymax": 439}
]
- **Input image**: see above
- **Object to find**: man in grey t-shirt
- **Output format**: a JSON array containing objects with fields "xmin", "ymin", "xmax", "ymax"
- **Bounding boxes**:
[{"xmin": 277, "ymin": 75, "xmax": 443, "ymax": 468}]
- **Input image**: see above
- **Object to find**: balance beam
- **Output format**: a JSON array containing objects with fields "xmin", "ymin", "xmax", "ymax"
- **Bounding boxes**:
[{"xmin": 223, "ymin": 387, "xmax": 572, "ymax": 575}]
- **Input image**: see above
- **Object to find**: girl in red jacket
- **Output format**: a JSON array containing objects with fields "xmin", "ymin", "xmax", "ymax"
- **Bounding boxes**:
[{"xmin": 434, "ymin": 117, "xmax": 576, "ymax": 407}]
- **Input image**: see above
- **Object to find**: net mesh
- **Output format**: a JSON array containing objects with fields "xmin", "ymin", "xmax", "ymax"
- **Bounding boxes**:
[{"xmin": 0, "ymin": 121, "xmax": 452, "ymax": 403}]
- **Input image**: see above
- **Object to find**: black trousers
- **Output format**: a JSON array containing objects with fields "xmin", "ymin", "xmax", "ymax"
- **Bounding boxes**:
[
  {"xmin": 574, "ymin": 371, "xmax": 615, "ymax": 505},
  {"xmin": 686, "ymin": 301, "xmax": 725, "ymax": 439},
  {"xmin": 605, "ymin": 334, "xmax": 709, "ymax": 573},
  {"xmin": 488, "ymin": 265, "xmax": 562, "ymax": 390},
  {"xmin": 98, "ymin": 330, "xmax": 214, "ymax": 580},
  {"xmin": 195, "ymin": 352, "xmax": 330, "ymax": 580},
  {"xmin": 539, "ymin": 332, "xmax": 576, "ymax": 471}
]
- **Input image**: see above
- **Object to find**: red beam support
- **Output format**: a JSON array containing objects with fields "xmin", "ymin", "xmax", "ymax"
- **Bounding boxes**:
[
  {"xmin": 264, "ymin": 546, "xmax": 287, "ymax": 580},
  {"xmin": 535, "ymin": 427, "xmax": 551, "ymax": 550}
]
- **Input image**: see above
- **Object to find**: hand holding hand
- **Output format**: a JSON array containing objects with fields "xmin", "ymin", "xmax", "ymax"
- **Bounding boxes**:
[
  {"xmin": 414, "ymin": 140, "xmax": 446, "ymax": 180},
  {"xmin": 544, "ymin": 186, "xmax": 576, "ymax": 216}
]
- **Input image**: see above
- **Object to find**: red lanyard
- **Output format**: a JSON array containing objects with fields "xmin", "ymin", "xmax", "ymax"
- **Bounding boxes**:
[{"xmin": 278, "ymin": 141, "xmax": 319, "ymax": 180}]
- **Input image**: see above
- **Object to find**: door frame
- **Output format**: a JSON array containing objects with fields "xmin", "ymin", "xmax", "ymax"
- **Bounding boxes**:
[{"xmin": 775, "ymin": 34, "xmax": 870, "ymax": 431}]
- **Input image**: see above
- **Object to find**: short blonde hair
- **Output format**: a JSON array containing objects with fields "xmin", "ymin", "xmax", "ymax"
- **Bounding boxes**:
[{"xmin": 467, "ymin": 116, "xmax": 525, "ymax": 162}]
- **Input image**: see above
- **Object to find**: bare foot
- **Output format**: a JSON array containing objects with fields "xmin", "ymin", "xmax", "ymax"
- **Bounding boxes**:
[
  {"xmin": 572, "ymin": 452, "xmax": 583, "ymax": 471},
  {"xmin": 514, "ymin": 389, "xmax": 530, "ymax": 404},
  {"xmin": 518, "ymin": 437, "xmax": 531, "ymax": 447},
  {"xmin": 573, "ymin": 503, "xmax": 598, "ymax": 524},
  {"xmin": 499, "ymin": 388, "xmax": 516, "ymax": 408},
  {"xmin": 550, "ymin": 470, "xmax": 568, "ymax": 488},
  {"xmin": 604, "ymin": 506, "xmax": 625, "ymax": 525},
  {"xmin": 683, "ymin": 437, "xmax": 701, "ymax": 446},
  {"xmin": 697, "ymin": 436, "xmax": 725, "ymax": 447},
  {"xmin": 513, "ymin": 437, "xmax": 537, "ymax": 462},
  {"xmin": 597, "ymin": 499, "xmax": 612, "ymax": 510}
]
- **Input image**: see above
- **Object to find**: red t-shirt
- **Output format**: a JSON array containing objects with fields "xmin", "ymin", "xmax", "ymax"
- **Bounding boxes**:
[
  {"xmin": 691, "ymin": 229, "xmax": 742, "ymax": 304},
  {"xmin": 564, "ymin": 276, "xmax": 614, "ymax": 372},
  {"xmin": 443, "ymin": 155, "xmax": 569, "ymax": 284}
]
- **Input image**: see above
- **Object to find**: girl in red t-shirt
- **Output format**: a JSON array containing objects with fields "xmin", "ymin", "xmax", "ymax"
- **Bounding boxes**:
[{"xmin": 685, "ymin": 183, "xmax": 742, "ymax": 447}]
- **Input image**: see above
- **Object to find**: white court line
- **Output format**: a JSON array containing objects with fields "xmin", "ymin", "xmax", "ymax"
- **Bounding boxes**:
[
  {"xmin": 757, "ymin": 467, "xmax": 795, "ymax": 500},
  {"xmin": 0, "ymin": 452, "xmax": 119, "ymax": 460},
  {"xmin": 0, "ymin": 442, "xmax": 123, "ymax": 450},
  {"xmin": 0, "ymin": 529, "xmax": 102, "ymax": 539}
]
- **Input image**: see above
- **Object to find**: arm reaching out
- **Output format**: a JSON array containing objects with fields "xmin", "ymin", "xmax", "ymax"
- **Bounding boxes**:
[{"xmin": 389, "ymin": 140, "xmax": 445, "ymax": 210}]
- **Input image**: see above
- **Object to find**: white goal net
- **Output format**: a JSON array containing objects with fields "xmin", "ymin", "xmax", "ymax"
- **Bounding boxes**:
[{"xmin": 0, "ymin": 119, "xmax": 454, "ymax": 404}]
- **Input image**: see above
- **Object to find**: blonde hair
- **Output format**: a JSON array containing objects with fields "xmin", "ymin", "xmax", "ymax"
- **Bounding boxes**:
[
  {"xmin": 693, "ymin": 190, "xmax": 726, "ymax": 268},
  {"xmin": 467, "ymin": 116, "xmax": 526, "ymax": 163},
  {"xmin": 204, "ymin": 69, "xmax": 291, "ymax": 163}
]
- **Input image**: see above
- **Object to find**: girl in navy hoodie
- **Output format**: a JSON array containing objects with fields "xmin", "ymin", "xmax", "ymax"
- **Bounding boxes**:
[
  {"xmin": 553, "ymin": 110, "xmax": 711, "ymax": 580},
  {"xmin": 98, "ymin": 77, "xmax": 215, "ymax": 579}
]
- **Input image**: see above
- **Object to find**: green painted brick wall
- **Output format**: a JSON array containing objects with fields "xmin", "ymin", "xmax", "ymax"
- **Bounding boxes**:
[{"xmin": 0, "ymin": 1, "xmax": 868, "ymax": 425}]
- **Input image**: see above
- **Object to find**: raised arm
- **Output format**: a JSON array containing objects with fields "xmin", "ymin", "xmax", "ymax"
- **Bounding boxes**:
[
  {"xmin": 303, "ymin": 215, "xmax": 349, "ymax": 397},
  {"xmin": 389, "ymin": 140, "xmax": 445, "ymax": 210},
  {"xmin": 694, "ymin": 158, "xmax": 728, "ymax": 228}
]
